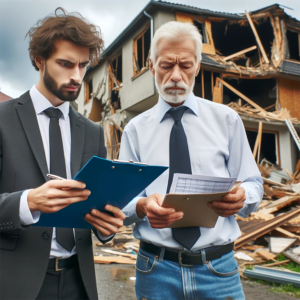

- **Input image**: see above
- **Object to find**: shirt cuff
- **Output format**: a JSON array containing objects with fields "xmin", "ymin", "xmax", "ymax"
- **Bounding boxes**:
[
  {"xmin": 237, "ymin": 185, "xmax": 261, "ymax": 218},
  {"xmin": 96, "ymin": 231, "xmax": 114, "ymax": 240},
  {"xmin": 123, "ymin": 196, "xmax": 145, "ymax": 226},
  {"xmin": 19, "ymin": 189, "xmax": 41, "ymax": 225}
]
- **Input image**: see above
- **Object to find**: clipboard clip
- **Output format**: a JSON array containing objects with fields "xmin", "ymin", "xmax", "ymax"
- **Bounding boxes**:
[{"xmin": 113, "ymin": 159, "xmax": 148, "ymax": 166}]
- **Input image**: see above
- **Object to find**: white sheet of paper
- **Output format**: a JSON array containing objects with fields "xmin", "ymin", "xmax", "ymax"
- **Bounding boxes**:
[{"xmin": 170, "ymin": 173, "xmax": 237, "ymax": 194}]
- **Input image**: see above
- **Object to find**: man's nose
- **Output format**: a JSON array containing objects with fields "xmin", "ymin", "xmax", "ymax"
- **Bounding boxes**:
[
  {"xmin": 170, "ymin": 65, "xmax": 182, "ymax": 82},
  {"xmin": 70, "ymin": 66, "xmax": 81, "ymax": 83}
]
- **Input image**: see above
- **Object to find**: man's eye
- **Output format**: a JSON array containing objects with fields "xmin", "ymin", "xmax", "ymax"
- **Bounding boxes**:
[
  {"xmin": 61, "ymin": 62, "xmax": 69, "ymax": 67},
  {"xmin": 161, "ymin": 65, "xmax": 171, "ymax": 69},
  {"xmin": 80, "ymin": 64, "xmax": 88, "ymax": 68}
]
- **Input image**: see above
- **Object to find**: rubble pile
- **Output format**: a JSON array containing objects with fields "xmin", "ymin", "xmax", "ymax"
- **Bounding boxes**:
[{"xmin": 235, "ymin": 158, "xmax": 300, "ymax": 286}]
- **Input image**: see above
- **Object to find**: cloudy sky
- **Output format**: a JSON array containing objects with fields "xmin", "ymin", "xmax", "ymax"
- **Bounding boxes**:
[{"xmin": 0, "ymin": 0, "xmax": 299, "ymax": 98}]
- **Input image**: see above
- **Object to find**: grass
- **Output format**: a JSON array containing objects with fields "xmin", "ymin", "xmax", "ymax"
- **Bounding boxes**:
[{"xmin": 244, "ymin": 254, "xmax": 300, "ymax": 297}]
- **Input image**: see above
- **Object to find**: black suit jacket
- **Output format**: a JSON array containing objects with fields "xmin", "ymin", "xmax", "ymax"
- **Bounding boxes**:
[{"xmin": 0, "ymin": 92, "xmax": 109, "ymax": 300}]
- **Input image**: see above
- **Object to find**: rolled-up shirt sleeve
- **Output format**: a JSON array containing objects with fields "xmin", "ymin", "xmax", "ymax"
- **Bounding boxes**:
[
  {"xmin": 119, "ymin": 126, "xmax": 147, "ymax": 225},
  {"xmin": 227, "ymin": 113, "xmax": 263, "ymax": 217}
]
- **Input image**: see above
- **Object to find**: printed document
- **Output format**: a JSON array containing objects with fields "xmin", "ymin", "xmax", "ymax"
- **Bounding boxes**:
[{"xmin": 170, "ymin": 173, "xmax": 237, "ymax": 194}]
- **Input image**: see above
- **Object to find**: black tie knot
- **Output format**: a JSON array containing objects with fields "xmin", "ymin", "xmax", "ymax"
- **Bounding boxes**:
[
  {"xmin": 44, "ymin": 107, "xmax": 63, "ymax": 120},
  {"xmin": 168, "ymin": 106, "xmax": 188, "ymax": 122}
]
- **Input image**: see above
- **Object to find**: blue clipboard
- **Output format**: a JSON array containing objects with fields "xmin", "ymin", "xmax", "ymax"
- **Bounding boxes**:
[{"xmin": 33, "ymin": 156, "xmax": 168, "ymax": 229}]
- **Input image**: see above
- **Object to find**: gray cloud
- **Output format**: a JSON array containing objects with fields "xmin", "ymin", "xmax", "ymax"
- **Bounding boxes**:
[{"xmin": 0, "ymin": 0, "xmax": 299, "ymax": 98}]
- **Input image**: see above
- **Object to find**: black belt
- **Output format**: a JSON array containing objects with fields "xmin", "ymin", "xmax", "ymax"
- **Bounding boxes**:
[
  {"xmin": 48, "ymin": 255, "xmax": 79, "ymax": 271},
  {"xmin": 140, "ymin": 241, "xmax": 234, "ymax": 267}
]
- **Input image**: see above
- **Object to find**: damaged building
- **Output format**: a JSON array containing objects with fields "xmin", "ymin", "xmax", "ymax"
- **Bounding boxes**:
[{"xmin": 75, "ymin": 0, "xmax": 300, "ymax": 176}]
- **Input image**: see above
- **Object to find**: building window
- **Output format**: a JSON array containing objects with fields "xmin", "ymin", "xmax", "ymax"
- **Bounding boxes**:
[
  {"xmin": 110, "ymin": 54, "xmax": 122, "ymax": 84},
  {"xmin": 176, "ymin": 12, "xmax": 215, "ymax": 55},
  {"xmin": 133, "ymin": 25, "xmax": 151, "ymax": 76},
  {"xmin": 108, "ymin": 53, "xmax": 122, "ymax": 111},
  {"xmin": 193, "ymin": 20, "xmax": 207, "ymax": 43},
  {"xmin": 246, "ymin": 129, "xmax": 279, "ymax": 165},
  {"xmin": 84, "ymin": 78, "xmax": 93, "ymax": 104},
  {"xmin": 286, "ymin": 29, "xmax": 300, "ymax": 61}
]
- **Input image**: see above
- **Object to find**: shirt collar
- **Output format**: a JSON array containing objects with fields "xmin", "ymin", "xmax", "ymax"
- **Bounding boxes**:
[
  {"xmin": 29, "ymin": 85, "xmax": 70, "ymax": 120},
  {"xmin": 157, "ymin": 92, "xmax": 198, "ymax": 123}
]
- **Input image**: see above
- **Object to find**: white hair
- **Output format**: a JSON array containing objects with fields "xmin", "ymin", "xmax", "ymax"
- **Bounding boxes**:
[{"xmin": 150, "ymin": 21, "xmax": 203, "ymax": 65}]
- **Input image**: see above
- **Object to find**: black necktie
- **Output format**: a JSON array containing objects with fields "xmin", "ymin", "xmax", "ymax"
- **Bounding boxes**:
[
  {"xmin": 44, "ymin": 107, "xmax": 75, "ymax": 252},
  {"xmin": 167, "ymin": 106, "xmax": 201, "ymax": 250}
]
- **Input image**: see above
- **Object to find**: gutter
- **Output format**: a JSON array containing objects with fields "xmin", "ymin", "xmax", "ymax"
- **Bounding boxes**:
[{"xmin": 144, "ymin": 10, "xmax": 156, "ymax": 96}]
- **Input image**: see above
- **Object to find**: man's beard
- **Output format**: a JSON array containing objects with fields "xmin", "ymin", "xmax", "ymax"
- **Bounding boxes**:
[
  {"xmin": 43, "ymin": 65, "xmax": 82, "ymax": 102},
  {"xmin": 155, "ymin": 75, "xmax": 194, "ymax": 104}
]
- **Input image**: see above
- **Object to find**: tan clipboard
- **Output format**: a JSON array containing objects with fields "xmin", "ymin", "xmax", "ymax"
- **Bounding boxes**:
[{"xmin": 162, "ymin": 181, "xmax": 241, "ymax": 228}]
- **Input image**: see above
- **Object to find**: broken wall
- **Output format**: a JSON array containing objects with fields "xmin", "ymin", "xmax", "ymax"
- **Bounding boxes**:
[{"xmin": 278, "ymin": 77, "xmax": 300, "ymax": 119}]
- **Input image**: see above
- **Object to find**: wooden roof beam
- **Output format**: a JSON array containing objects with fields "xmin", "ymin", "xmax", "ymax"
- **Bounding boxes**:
[
  {"xmin": 245, "ymin": 11, "xmax": 270, "ymax": 64},
  {"xmin": 223, "ymin": 45, "xmax": 257, "ymax": 61}
]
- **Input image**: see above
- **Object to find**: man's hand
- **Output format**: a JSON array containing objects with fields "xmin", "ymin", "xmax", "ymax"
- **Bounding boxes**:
[
  {"xmin": 84, "ymin": 206, "xmax": 126, "ymax": 236},
  {"xmin": 28, "ymin": 180, "xmax": 90, "ymax": 213},
  {"xmin": 136, "ymin": 193, "xmax": 183, "ymax": 228},
  {"xmin": 207, "ymin": 187, "xmax": 246, "ymax": 217}
]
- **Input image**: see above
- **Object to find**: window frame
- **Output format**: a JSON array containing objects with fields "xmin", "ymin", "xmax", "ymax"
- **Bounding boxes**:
[
  {"xmin": 133, "ymin": 23, "xmax": 151, "ymax": 78},
  {"xmin": 245, "ymin": 127, "xmax": 280, "ymax": 166}
]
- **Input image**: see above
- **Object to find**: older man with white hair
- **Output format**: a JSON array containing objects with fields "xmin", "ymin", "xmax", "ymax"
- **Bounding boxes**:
[{"xmin": 120, "ymin": 21, "xmax": 263, "ymax": 300}]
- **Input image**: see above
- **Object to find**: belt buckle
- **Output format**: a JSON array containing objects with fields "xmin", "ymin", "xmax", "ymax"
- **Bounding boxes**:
[
  {"xmin": 55, "ymin": 258, "xmax": 64, "ymax": 271},
  {"xmin": 178, "ymin": 250, "xmax": 193, "ymax": 268}
]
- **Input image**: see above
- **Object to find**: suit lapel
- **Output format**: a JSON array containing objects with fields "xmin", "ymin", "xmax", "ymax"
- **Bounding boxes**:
[
  {"xmin": 69, "ymin": 107, "xmax": 85, "ymax": 178},
  {"xmin": 15, "ymin": 92, "xmax": 48, "ymax": 182}
]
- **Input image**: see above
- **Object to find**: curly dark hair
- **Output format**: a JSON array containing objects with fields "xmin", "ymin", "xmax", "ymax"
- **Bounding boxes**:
[{"xmin": 26, "ymin": 7, "xmax": 104, "ymax": 71}]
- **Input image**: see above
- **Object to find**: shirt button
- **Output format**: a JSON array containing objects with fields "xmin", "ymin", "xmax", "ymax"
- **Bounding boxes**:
[{"xmin": 42, "ymin": 231, "xmax": 49, "ymax": 239}]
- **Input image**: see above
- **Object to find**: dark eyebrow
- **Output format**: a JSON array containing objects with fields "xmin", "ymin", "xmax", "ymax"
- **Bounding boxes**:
[
  {"xmin": 56, "ymin": 59, "xmax": 75, "ymax": 64},
  {"xmin": 56, "ymin": 59, "xmax": 90, "ymax": 65}
]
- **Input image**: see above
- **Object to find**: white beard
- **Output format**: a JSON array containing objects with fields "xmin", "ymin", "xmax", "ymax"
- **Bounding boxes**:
[{"xmin": 155, "ymin": 76, "xmax": 194, "ymax": 104}]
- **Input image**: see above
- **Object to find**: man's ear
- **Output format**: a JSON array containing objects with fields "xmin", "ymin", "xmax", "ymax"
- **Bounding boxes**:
[
  {"xmin": 195, "ymin": 62, "xmax": 201, "ymax": 77},
  {"xmin": 35, "ymin": 56, "xmax": 45, "ymax": 71},
  {"xmin": 149, "ymin": 59, "xmax": 155, "ymax": 76}
]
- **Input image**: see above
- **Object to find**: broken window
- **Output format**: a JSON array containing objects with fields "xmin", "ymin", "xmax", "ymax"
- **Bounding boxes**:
[
  {"xmin": 176, "ymin": 12, "xmax": 215, "ymax": 54},
  {"xmin": 286, "ymin": 29, "xmax": 300, "ymax": 61},
  {"xmin": 84, "ymin": 78, "xmax": 93, "ymax": 104},
  {"xmin": 111, "ymin": 54, "xmax": 123, "ymax": 83},
  {"xmin": 246, "ymin": 129, "xmax": 279, "ymax": 165},
  {"xmin": 194, "ymin": 70, "xmax": 220, "ymax": 101},
  {"xmin": 222, "ymin": 77, "xmax": 277, "ymax": 110},
  {"xmin": 211, "ymin": 18, "xmax": 274, "ymax": 66},
  {"xmin": 133, "ymin": 25, "xmax": 150, "ymax": 75},
  {"xmin": 108, "ymin": 53, "xmax": 122, "ymax": 110},
  {"xmin": 193, "ymin": 20, "xmax": 207, "ymax": 43}
]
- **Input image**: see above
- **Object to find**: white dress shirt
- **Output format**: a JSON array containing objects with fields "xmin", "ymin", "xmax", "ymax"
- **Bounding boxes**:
[
  {"xmin": 19, "ymin": 85, "xmax": 109, "ymax": 259},
  {"xmin": 120, "ymin": 92, "xmax": 263, "ymax": 251}
]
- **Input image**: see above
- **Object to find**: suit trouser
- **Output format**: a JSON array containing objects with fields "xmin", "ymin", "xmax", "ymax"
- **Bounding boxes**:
[{"xmin": 36, "ymin": 265, "xmax": 89, "ymax": 300}]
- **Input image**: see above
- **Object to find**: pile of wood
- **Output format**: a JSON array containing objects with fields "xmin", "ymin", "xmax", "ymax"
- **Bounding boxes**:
[
  {"xmin": 93, "ymin": 226, "xmax": 139, "ymax": 265},
  {"xmin": 235, "ymin": 159, "xmax": 300, "ymax": 276}
]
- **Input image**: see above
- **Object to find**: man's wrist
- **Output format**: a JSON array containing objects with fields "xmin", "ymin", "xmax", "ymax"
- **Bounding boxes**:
[
  {"xmin": 136, "ymin": 197, "xmax": 147, "ymax": 219},
  {"xmin": 27, "ymin": 189, "xmax": 37, "ymax": 212}
]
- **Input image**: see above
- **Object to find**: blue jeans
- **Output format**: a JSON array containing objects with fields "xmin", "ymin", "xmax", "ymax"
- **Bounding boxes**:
[{"xmin": 135, "ymin": 247, "xmax": 245, "ymax": 300}]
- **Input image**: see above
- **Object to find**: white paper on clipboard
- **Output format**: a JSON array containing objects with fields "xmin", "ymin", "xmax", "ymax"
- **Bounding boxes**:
[{"xmin": 170, "ymin": 173, "xmax": 237, "ymax": 194}]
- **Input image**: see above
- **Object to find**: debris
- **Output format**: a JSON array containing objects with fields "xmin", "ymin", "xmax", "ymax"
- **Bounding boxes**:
[
  {"xmin": 261, "ymin": 260, "xmax": 290, "ymax": 267},
  {"xmin": 256, "ymin": 249, "xmax": 277, "ymax": 261},
  {"xmin": 94, "ymin": 256, "xmax": 136, "ymax": 265},
  {"xmin": 100, "ymin": 249, "xmax": 137, "ymax": 260},
  {"xmin": 235, "ymin": 208, "xmax": 300, "ymax": 249},
  {"xmin": 244, "ymin": 266, "xmax": 300, "ymax": 287},
  {"xmin": 234, "ymin": 251, "xmax": 254, "ymax": 261}
]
